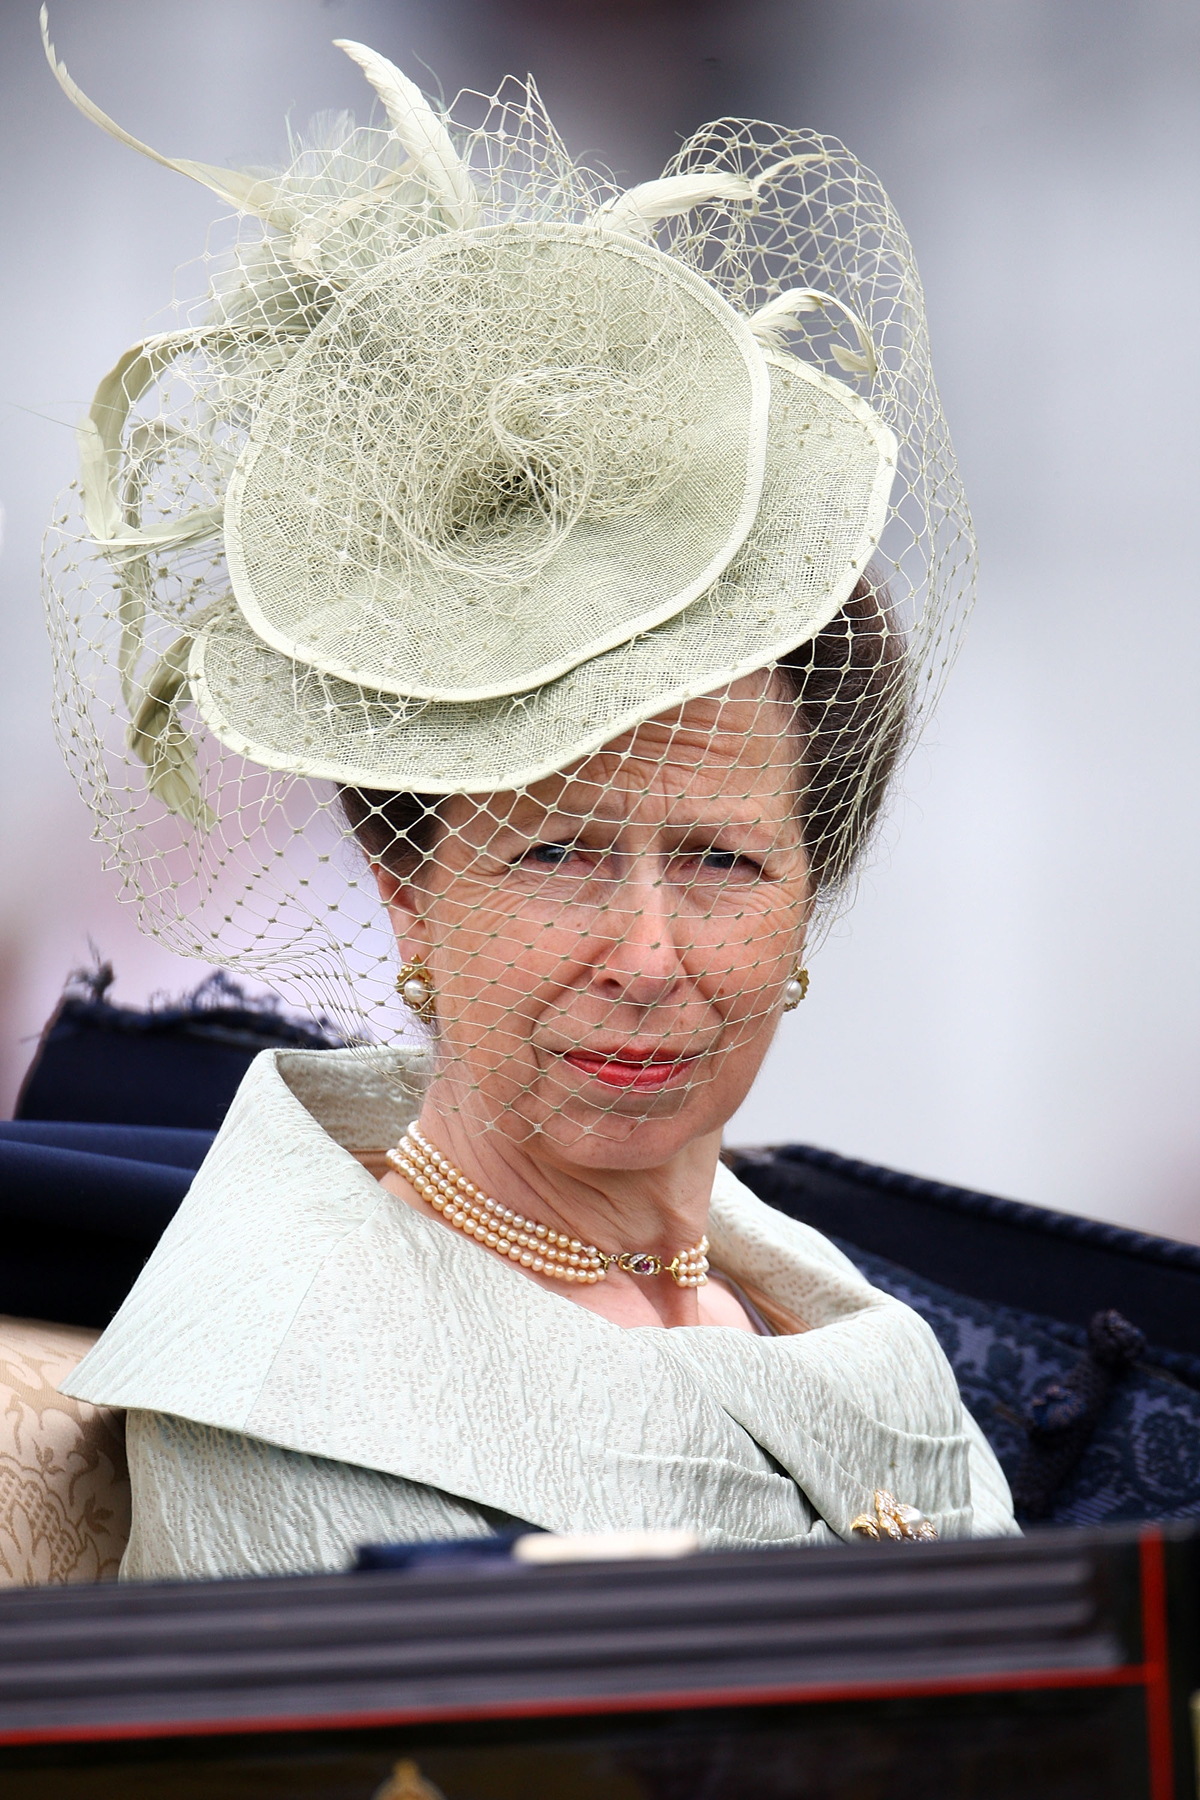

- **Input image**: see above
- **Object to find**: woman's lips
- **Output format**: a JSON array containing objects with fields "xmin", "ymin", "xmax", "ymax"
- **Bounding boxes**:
[{"xmin": 562, "ymin": 1051, "xmax": 701, "ymax": 1092}]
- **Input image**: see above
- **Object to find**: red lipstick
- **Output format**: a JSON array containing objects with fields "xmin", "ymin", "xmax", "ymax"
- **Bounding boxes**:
[{"xmin": 562, "ymin": 1052, "xmax": 699, "ymax": 1092}]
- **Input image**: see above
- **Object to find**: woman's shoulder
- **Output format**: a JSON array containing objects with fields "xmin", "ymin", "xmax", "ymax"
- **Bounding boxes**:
[{"xmin": 57, "ymin": 1045, "xmax": 430, "ymax": 1423}]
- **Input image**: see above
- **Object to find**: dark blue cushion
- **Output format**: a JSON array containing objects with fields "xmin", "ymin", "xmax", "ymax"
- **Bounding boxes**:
[
  {"xmin": 833, "ymin": 1235, "xmax": 1200, "ymax": 1527},
  {"xmin": 0, "ymin": 1119, "xmax": 215, "ymax": 1169},
  {"xmin": 0, "ymin": 1123, "xmax": 211, "ymax": 1328},
  {"xmin": 732, "ymin": 1143, "xmax": 1200, "ymax": 1361},
  {"xmin": 14, "ymin": 969, "xmax": 342, "ymax": 1131}
]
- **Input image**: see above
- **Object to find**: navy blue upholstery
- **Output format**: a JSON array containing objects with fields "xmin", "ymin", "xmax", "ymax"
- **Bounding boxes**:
[
  {"xmin": 0, "ymin": 1121, "xmax": 205, "ymax": 1329},
  {"xmin": 728, "ymin": 1144, "xmax": 1200, "ymax": 1361},
  {"xmin": 833, "ymin": 1233, "xmax": 1200, "ymax": 1527},
  {"xmin": 14, "ymin": 968, "xmax": 342, "ymax": 1131}
]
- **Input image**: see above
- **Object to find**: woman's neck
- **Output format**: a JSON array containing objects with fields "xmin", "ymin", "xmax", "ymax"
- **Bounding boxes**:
[{"xmin": 384, "ymin": 1096, "xmax": 724, "ymax": 1327}]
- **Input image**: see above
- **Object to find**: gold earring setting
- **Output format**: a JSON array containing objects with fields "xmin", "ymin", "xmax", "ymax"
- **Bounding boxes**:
[
  {"xmin": 396, "ymin": 959, "xmax": 436, "ymax": 1023},
  {"xmin": 782, "ymin": 965, "xmax": 809, "ymax": 1011}
]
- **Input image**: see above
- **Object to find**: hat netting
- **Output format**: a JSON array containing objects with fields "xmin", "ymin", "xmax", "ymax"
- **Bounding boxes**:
[{"xmin": 43, "ymin": 24, "xmax": 973, "ymax": 1139}]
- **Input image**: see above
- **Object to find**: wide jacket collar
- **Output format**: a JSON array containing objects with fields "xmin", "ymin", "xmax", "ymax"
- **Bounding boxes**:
[{"xmin": 64, "ymin": 1048, "xmax": 973, "ymax": 1542}]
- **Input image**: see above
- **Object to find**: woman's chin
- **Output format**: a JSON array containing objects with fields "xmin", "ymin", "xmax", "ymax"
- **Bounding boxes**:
[
  {"xmin": 512, "ymin": 1064, "xmax": 735, "ymax": 1168},
  {"xmin": 531, "ymin": 1104, "xmax": 715, "ymax": 1170}
]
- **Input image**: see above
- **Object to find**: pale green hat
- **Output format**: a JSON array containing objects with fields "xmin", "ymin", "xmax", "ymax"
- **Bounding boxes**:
[
  {"xmin": 42, "ymin": 18, "xmax": 925, "ymax": 821},
  {"xmin": 195, "ymin": 353, "xmax": 894, "ymax": 793}
]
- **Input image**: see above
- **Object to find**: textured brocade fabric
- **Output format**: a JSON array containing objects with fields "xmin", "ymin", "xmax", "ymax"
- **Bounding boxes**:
[
  {"xmin": 61, "ymin": 1048, "xmax": 1017, "ymax": 1579},
  {"xmin": 0, "ymin": 1317, "xmax": 130, "ymax": 1585},
  {"xmin": 121, "ymin": 1395, "xmax": 1016, "ymax": 1581},
  {"xmin": 121, "ymin": 1411, "xmax": 527, "ymax": 1580}
]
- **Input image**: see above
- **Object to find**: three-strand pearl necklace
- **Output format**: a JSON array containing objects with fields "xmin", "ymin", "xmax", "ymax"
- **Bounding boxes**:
[{"xmin": 386, "ymin": 1122, "xmax": 709, "ymax": 1288}]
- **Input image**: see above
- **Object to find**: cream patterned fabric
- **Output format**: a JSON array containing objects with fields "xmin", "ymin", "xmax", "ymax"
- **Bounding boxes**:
[
  {"xmin": 61, "ymin": 1049, "xmax": 1017, "ymax": 1579},
  {"xmin": 0, "ymin": 1317, "xmax": 130, "ymax": 1585}
]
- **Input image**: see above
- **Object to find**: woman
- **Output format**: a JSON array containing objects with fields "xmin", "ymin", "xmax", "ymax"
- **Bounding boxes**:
[{"xmin": 42, "ymin": 21, "xmax": 1017, "ymax": 1575}]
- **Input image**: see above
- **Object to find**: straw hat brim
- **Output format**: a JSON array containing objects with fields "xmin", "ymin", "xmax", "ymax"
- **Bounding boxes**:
[{"xmin": 190, "ymin": 356, "xmax": 896, "ymax": 795}]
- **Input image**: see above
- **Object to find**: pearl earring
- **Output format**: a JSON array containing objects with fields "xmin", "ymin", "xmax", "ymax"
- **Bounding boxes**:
[
  {"xmin": 396, "ymin": 959, "xmax": 436, "ymax": 1023},
  {"xmin": 782, "ymin": 965, "xmax": 810, "ymax": 1011}
]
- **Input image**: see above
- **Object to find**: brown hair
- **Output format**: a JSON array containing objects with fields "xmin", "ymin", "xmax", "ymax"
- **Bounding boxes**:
[
  {"xmin": 777, "ymin": 569, "xmax": 908, "ymax": 887},
  {"xmin": 339, "ymin": 572, "xmax": 907, "ymax": 892}
]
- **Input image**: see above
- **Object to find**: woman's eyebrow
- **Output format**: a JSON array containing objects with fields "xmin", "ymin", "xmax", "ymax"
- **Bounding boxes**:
[
  {"xmin": 489, "ymin": 789, "xmax": 641, "ymax": 834},
  {"xmin": 485, "ymin": 805, "xmax": 787, "ymax": 851},
  {"xmin": 481, "ymin": 806, "xmax": 593, "ymax": 846}
]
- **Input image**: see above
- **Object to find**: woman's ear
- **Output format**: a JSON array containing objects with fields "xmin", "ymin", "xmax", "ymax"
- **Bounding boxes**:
[{"xmin": 372, "ymin": 862, "xmax": 432, "ymax": 961}]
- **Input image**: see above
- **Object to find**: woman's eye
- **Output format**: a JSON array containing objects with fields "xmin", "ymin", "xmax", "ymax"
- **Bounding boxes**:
[
  {"xmin": 523, "ymin": 842, "xmax": 576, "ymax": 867},
  {"xmin": 512, "ymin": 844, "xmax": 760, "ymax": 876},
  {"xmin": 696, "ymin": 849, "xmax": 760, "ymax": 874}
]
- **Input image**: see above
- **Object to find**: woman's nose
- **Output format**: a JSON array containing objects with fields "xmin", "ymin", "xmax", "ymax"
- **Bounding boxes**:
[{"xmin": 590, "ymin": 869, "xmax": 686, "ymax": 1007}]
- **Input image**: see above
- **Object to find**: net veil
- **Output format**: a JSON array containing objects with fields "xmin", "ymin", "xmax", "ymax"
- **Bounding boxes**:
[{"xmin": 42, "ymin": 20, "xmax": 974, "ymax": 1139}]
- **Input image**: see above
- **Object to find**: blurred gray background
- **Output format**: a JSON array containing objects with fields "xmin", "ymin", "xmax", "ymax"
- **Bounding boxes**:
[{"xmin": 1, "ymin": 0, "xmax": 1197, "ymax": 1235}]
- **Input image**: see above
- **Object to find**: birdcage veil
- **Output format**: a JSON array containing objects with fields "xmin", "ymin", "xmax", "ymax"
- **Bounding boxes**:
[{"xmin": 42, "ymin": 13, "xmax": 973, "ymax": 1118}]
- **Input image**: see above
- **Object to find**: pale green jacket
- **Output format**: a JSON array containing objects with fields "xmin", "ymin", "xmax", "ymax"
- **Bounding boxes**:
[{"xmin": 62, "ymin": 1048, "xmax": 1018, "ymax": 1578}]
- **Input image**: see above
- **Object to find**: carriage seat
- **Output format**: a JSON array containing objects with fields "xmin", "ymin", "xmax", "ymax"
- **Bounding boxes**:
[{"xmin": 0, "ymin": 1316, "xmax": 129, "ymax": 1586}]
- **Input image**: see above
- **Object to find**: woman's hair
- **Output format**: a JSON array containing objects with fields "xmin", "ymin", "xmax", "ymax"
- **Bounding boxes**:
[
  {"xmin": 776, "ymin": 570, "xmax": 908, "ymax": 887},
  {"xmin": 339, "ymin": 572, "xmax": 907, "ymax": 893}
]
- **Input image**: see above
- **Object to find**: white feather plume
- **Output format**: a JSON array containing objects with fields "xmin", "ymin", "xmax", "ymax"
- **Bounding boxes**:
[
  {"xmin": 749, "ymin": 286, "xmax": 877, "ymax": 379},
  {"xmin": 747, "ymin": 289, "xmax": 826, "ymax": 349},
  {"xmin": 126, "ymin": 631, "xmax": 214, "ymax": 829},
  {"xmin": 40, "ymin": 7, "xmax": 293, "ymax": 228},
  {"xmin": 747, "ymin": 154, "xmax": 826, "ymax": 197},
  {"xmin": 333, "ymin": 39, "xmax": 478, "ymax": 228},
  {"xmin": 593, "ymin": 171, "xmax": 753, "ymax": 238}
]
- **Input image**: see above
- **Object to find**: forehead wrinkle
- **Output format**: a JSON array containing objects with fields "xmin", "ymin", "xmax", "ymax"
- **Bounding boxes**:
[
  {"xmin": 566, "ymin": 695, "xmax": 797, "ymax": 796},
  {"xmin": 614, "ymin": 696, "xmax": 794, "ymax": 766},
  {"xmin": 534, "ymin": 732, "xmax": 791, "ymax": 824},
  {"xmin": 445, "ymin": 772, "xmax": 771, "ymax": 856}
]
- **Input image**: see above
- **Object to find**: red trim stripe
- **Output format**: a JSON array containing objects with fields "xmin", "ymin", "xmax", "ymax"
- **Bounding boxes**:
[
  {"xmin": 0, "ymin": 1661, "xmax": 1151, "ymax": 1749},
  {"xmin": 1139, "ymin": 1529, "xmax": 1175, "ymax": 1800}
]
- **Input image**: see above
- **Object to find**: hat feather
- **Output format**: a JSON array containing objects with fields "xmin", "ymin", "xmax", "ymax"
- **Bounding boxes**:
[
  {"xmin": 593, "ymin": 171, "xmax": 753, "ymax": 238},
  {"xmin": 40, "ymin": 7, "xmax": 294, "ymax": 229},
  {"xmin": 750, "ymin": 287, "xmax": 877, "ymax": 379},
  {"xmin": 332, "ymin": 39, "xmax": 478, "ymax": 229}
]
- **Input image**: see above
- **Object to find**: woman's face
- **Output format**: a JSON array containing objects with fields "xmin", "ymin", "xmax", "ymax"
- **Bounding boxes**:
[{"xmin": 381, "ymin": 671, "xmax": 811, "ymax": 1169}]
